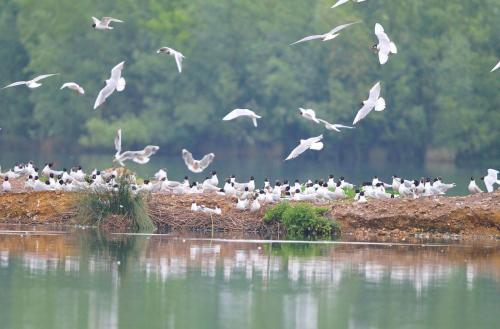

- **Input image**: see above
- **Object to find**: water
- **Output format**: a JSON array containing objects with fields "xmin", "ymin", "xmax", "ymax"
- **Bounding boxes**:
[
  {"xmin": 0, "ymin": 228, "xmax": 499, "ymax": 329},
  {"xmin": 1, "ymin": 151, "xmax": 499, "ymax": 195}
]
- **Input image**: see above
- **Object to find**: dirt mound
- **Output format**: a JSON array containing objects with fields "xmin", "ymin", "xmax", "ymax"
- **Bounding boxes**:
[
  {"xmin": 148, "ymin": 193, "xmax": 276, "ymax": 234},
  {"xmin": 330, "ymin": 191, "xmax": 500, "ymax": 237},
  {"xmin": 0, "ymin": 191, "xmax": 78, "ymax": 224}
]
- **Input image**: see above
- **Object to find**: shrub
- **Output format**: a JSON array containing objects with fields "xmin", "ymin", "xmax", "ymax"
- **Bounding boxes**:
[
  {"xmin": 76, "ymin": 176, "xmax": 154, "ymax": 232},
  {"xmin": 264, "ymin": 202, "xmax": 340, "ymax": 240}
]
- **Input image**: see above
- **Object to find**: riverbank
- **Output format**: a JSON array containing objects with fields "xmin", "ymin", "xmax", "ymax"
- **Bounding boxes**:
[{"xmin": 0, "ymin": 190, "xmax": 499, "ymax": 239}]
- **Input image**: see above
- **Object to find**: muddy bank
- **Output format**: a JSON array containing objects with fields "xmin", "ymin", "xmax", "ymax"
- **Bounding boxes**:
[
  {"xmin": 331, "ymin": 191, "xmax": 500, "ymax": 238},
  {"xmin": 0, "ymin": 190, "xmax": 499, "ymax": 238}
]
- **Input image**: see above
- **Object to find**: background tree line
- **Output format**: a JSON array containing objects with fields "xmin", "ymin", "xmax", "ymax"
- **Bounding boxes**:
[{"xmin": 0, "ymin": 0, "xmax": 498, "ymax": 164}]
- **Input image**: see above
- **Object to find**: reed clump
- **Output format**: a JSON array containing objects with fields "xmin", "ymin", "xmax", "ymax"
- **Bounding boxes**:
[{"xmin": 76, "ymin": 176, "xmax": 154, "ymax": 232}]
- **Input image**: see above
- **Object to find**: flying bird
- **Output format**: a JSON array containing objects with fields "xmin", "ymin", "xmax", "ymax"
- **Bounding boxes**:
[
  {"xmin": 285, "ymin": 135, "xmax": 324, "ymax": 161},
  {"xmin": 482, "ymin": 169, "xmax": 500, "ymax": 192},
  {"xmin": 91, "ymin": 17, "xmax": 123, "ymax": 30},
  {"xmin": 298, "ymin": 108, "xmax": 320, "ymax": 124},
  {"xmin": 113, "ymin": 129, "xmax": 159, "ymax": 166},
  {"xmin": 353, "ymin": 81, "xmax": 385, "ymax": 125},
  {"xmin": 94, "ymin": 61, "xmax": 126, "ymax": 109},
  {"xmin": 157, "ymin": 47, "xmax": 186, "ymax": 73},
  {"xmin": 318, "ymin": 119, "xmax": 355, "ymax": 132},
  {"xmin": 223, "ymin": 109, "xmax": 262, "ymax": 127},
  {"xmin": 290, "ymin": 22, "xmax": 360, "ymax": 45},
  {"xmin": 3, "ymin": 74, "xmax": 58, "ymax": 89},
  {"xmin": 61, "ymin": 82, "xmax": 85, "ymax": 95},
  {"xmin": 182, "ymin": 149, "xmax": 215, "ymax": 173},
  {"xmin": 331, "ymin": 0, "xmax": 368, "ymax": 9},
  {"xmin": 491, "ymin": 60, "xmax": 500, "ymax": 72},
  {"xmin": 373, "ymin": 23, "xmax": 397, "ymax": 65}
]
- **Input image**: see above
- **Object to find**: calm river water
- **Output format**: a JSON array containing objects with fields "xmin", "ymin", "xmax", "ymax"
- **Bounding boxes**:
[{"xmin": 0, "ymin": 227, "xmax": 499, "ymax": 329}]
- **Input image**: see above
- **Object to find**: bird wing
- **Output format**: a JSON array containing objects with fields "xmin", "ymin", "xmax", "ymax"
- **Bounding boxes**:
[
  {"xmin": 285, "ymin": 141, "xmax": 310, "ymax": 161},
  {"xmin": 110, "ymin": 61, "xmax": 125, "ymax": 81},
  {"xmin": 223, "ymin": 109, "xmax": 253, "ymax": 121},
  {"xmin": 331, "ymin": 0, "xmax": 350, "ymax": 9},
  {"xmin": 329, "ymin": 21, "xmax": 360, "ymax": 35},
  {"xmin": 353, "ymin": 103, "xmax": 373, "ymax": 125},
  {"xmin": 333, "ymin": 124, "xmax": 355, "ymax": 130},
  {"xmin": 60, "ymin": 82, "xmax": 74, "ymax": 89},
  {"xmin": 114, "ymin": 129, "xmax": 122, "ymax": 155},
  {"xmin": 182, "ymin": 149, "xmax": 195, "ymax": 166},
  {"xmin": 93, "ymin": 82, "xmax": 115, "ymax": 109},
  {"xmin": 368, "ymin": 82, "xmax": 382, "ymax": 102},
  {"xmin": 290, "ymin": 34, "xmax": 325, "ymax": 46},
  {"xmin": 91, "ymin": 17, "xmax": 100, "ymax": 24},
  {"xmin": 2, "ymin": 81, "xmax": 27, "ymax": 89},
  {"xmin": 492, "ymin": 61, "xmax": 500, "ymax": 72},
  {"xmin": 102, "ymin": 17, "xmax": 123, "ymax": 24},
  {"xmin": 199, "ymin": 153, "xmax": 215, "ymax": 169},
  {"xmin": 32, "ymin": 73, "xmax": 58, "ymax": 82},
  {"xmin": 174, "ymin": 51, "xmax": 185, "ymax": 73},
  {"xmin": 309, "ymin": 142, "xmax": 324, "ymax": 151},
  {"xmin": 487, "ymin": 169, "xmax": 499, "ymax": 179}
]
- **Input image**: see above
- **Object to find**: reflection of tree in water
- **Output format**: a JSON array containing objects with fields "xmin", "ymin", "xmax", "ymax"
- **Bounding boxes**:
[
  {"xmin": 77, "ymin": 230, "xmax": 150, "ymax": 277},
  {"xmin": 265, "ymin": 243, "xmax": 334, "ymax": 258}
]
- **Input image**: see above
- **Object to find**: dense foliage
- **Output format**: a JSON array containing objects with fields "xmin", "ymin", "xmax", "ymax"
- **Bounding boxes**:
[
  {"xmin": 77, "ymin": 176, "xmax": 154, "ymax": 231},
  {"xmin": 0, "ymin": 0, "xmax": 498, "ymax": 163},
  {"xmin": 264, "ymin": 202, "xmax": 340, "ymax": 239}
]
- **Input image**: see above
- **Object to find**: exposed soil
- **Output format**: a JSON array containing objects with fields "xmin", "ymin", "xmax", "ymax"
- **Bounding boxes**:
[{"xmin": 0, "ymin": 189, "xmax": 499, "ymax": 239}]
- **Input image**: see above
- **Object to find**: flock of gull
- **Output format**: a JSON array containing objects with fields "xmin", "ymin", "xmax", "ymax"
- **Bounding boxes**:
[
  {"xmin": 1, "ymin": 160, "xmax": 499, "ymax": 216},
  {"xmin": 1, "ymin": 1, "xmax": 499, "ymax": 216}
]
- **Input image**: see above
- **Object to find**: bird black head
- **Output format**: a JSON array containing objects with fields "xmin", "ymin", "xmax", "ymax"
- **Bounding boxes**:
[
  {"xmin": 184, "ymin": 176, "xmax": 189, "ymax": 180},
  {"xmin": 340, "ymin": 176, "xmax": 345, "ymax": 181},
  {"xmin": 231, "ymin": 174, "xmax": 235, "ymax": 178},
  {"xmin": 225, "ymin": 178, "xmax": 230, "ymax": 183},
  {"xmin": 295, "ymin": 179, "xmax": 300, "ymax": 183},
  {"xmin": 250, "ymin": 176, "xmax": 254, "ymax": 180},
  {"xmin": 96, "ymin": 171, "xmax": 101, "ymax": 175},
  {"xmin": 34, "ymin": 176, "xmax": 39, "ymax": 180},
  {"xmin": 49, "ymin": 163, "xmax": 53, "ymax": 168},
  {"xmin": 374, "ymin": 176, "xmax": 378, "ymax": 179},
  {"xmin": 480, "ymin": 176, "xmax": 484, "ymax": 181},
  {"xmin": 144, "ymin": 180, "xmax": 150, "ymax": 184},
  {"xmin": 4, "ymin": 177, "xmax": 8, "ymax": 181},
  {"xmin": 28, "ymin": 175, "xmax": 33, "ymax": 179},
  {"xmin": 219, "ymin": 188, "xmax": 225, "ymax": 193},
  {"xmin": 92, "ymin": 23, "xmax": 96, "ymax": 28},
  {"xmin": 355, "ymin": 189, "xmax": 360, "ymax": 193},
  {"xmin": 360, "ymin": 191, "xmax": 365, "ymax": 196},
  {"xmin": 323, "ymin": 183, "xmax": 328, "ymax": 188},
  {"xmin": 283, "ymin": 180, "xmax": 288, "ymax": 184},
  {"xmin": 285, "ymin": 186, "xmax": 290, "ymax": 191},
  {"xmin": 244, "ymin": 186, "xmax": 249, "ymax": 191},
  {"xmin": 260, "ymin": 190, "xmax": 265, "ymax": 194},
  {"xmin": 59, "ymin": 180, "xmax": 64, "ymax": 185},
  {"xmin": 329, "ymin": 174, "xmax": 334, "ymax": 179},
  {"xmin": 57, "ymin": 175, "xmax": 62, "ymax": 180},
  {"xmin": 45, "ymin": 181, "xmax": 50, "ymax": 185},
  {"xmin": 336, "ymin": 181, "xmax": 342, "ymax": 187},
  {"xmin": 391, "ymin": 194, "xmax": 395, "ymax": 198},
  {"xmin": 470, "ymin": 177, "xmax": 474, "ymax": 180},
  {"xmin": 212, "ymin": 171, "xmax": 217, "ymax": 175},
  {"xmin": 49, "ymin": 173, "xmax": 54, "ymax": 178},
  {"xmin": 63, "ymin": 168, "xmax": 67, "ymax": 172},
  {"xmin": 264, "ymin": 177, "xmax": 269, "ymax": 182},
  {"xmin": 295, "ymin": 189, "xmax": 301, "ymax": 193}
]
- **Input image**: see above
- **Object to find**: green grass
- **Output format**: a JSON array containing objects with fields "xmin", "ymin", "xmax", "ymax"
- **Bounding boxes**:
[
  {"xmin": 76, "ymin": 176, "xmax": 154, "ymax": 232},
  {"xmin": 264, "ymin": 202, "xmax": 340, "ymax": 240}
]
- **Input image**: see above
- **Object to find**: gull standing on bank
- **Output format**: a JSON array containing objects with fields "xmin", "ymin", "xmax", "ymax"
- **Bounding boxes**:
[
  {"xmin": 353, "ymin": 81, "xmax": 386, "ymax": 125},
  {"xmin": 468, "ymin": 177, "xmax": 483, "ymax": 194},
  {"xmin": 373, "ymin": 23, "xmax": 397, "ymax": 65},
  {"xmin": 285, "ymin": 135, "xmax": 324, "ymax": 161},
  {"xmin": 91, "ymin": 17, "xmax": 123, "ymax": 30},
  {"xmin": 223, "ymin": 109, "xmax": 262, "ymax": 127},
  {"xmin": 113, "ymin": 129, "xmax": 159, "ymax": 166},
  {"xmin": 3, "ymin": 74, "xmax": 58, "ymax": 89},
  {"xmin": 61, "ymin": 82, "xmax": 85, "ymax": 95},
  {"xmin": 331, "ymin": 0, "xmax": 368, "ymax": 9},
  {"xmin": 182, "ymin": 149, "xmax": 215, "ymax": 173},
  {"xmin": 157, "ymin": 47, "xmax": 186, "ymax": 73},
  {"xmin": 290, "ymin": 21, "xmax": 360, "ymax": 45},
  {"xmin": 94, "ymin": 61, "xmax": 126, "ymax": 109}
]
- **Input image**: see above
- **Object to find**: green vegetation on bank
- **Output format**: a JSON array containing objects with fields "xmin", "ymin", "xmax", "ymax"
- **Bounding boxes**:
[
  {"xmin": 264, "ymin": 202, "xmax": 341, "ymax": 240},
  {"xmin": 0, "ymin": 0, "xmax": 498, "ymax": 163},
  {"xmin": 76, "ymin": 176, "xmax": 154, "ymax": 232}
]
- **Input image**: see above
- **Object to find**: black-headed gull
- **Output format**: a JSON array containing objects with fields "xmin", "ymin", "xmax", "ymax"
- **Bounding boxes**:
[
  {"xmin": 285, "ymin": 135, "xmax": 324, "ymax": 161},
  {"xmin": 373, "ymin": 23, "xmax": 397, "ymax": 65},
  {"xmin": 353, "ymin": 81, "xmax": 385, "ymax": 125},
  {"xmin": 223, "ymin": 109, "xmax": 262, "ymax": 127},
  {"xmin": 468, "ymin": 177, "xmax": 483, "ymax": 194},
  {"xmin": 61, "ymin": 82, "xmax": 85, "ymax": 95},
  {"xmin": 298, "ymin": 108, "xmax": 320, "ymax": 124},
  {"xmin": 91, "ymin": 17, "xmax": 123, "ymax": 30},
  {"xmin": 113, "ymin": 129, "xmax": 159, "ymax": 166},
  {"xmin": 157, "ymin": 47, "xmax": 186, "ymax": 73},
  {"xmin": 290, "ymin": 21, "xmax": 360, "ymax": 45},
  {"xmin": 3, "ymin": 74, "xmax": 58, "ymax": 89},
  {"xmin": 94, "ymin": 61, "xmax": 126, "ymax": 109},
  {"xmin": 182, "ymin": 149, "xmax": 215, "ymax": 173}
]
